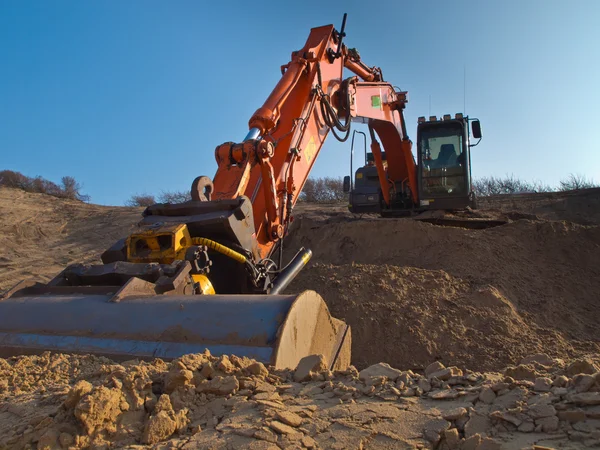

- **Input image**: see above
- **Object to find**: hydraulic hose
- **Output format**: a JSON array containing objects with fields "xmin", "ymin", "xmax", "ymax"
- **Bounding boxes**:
[{"xmin": 191, "ymin": 238, "xmax": 247, "ymax": 264}]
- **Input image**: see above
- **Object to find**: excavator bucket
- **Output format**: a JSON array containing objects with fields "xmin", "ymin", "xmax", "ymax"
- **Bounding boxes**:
[
  {"xmin": 0, "ymin": 289, "xmax": 351, "ymax": 370},
  {"xmin": 0, "ymin": 194, "xmax": 351, "ymax": 370}
]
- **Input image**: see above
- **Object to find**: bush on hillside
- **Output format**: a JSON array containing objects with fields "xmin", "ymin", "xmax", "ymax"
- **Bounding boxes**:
[
  {"xmin": 0, "ymin": 170, "xmax": 90, "ymax": 201},
  {"xmin": 473, "ymin": 174, "xmax": 598, "ymax": 197},
  {"xmin": 158, "ymin": 190, "xmax": 191, "ymax": 204},
  {"xmin": 299, "ymin": 177, "xmax": 345, "ymax": 203},
  {"xmin": 472, "ymin": 175, "xmax": 553, "ymax": 197},
  {"xmin": 125, "ymin": 194, "xmax": 156, "ymax": 207},
  {"xmin": 559, "ymin": 173, "xmax": 598, "ymax": 191}
]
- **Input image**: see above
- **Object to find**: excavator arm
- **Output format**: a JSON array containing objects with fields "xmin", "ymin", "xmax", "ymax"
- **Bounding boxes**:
[{"xmin": 210, "ymin": 20, "xmax": 417, "ymax": 261}]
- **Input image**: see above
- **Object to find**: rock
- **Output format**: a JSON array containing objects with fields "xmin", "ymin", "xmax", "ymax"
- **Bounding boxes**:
[
  {"xmin": 302, "ymin": 435, "xmax": 317, "ymax": 448},
  {"xmin": 479, "ymin": 387, "xmax": 496, "ymax": 404},
  {"xmin": 572, "ymin": 419, "xmax": 600, "ymax": 433},
  {"xmin": 275, "ymin": 411, "xmax": 303, "ymax": 428},
  {"xmin": 534, "ymin": 377, "xmax": 552, "ymax": 392},
  {"xmin": 552, "ymin": 375, "xmax": 569, "ymax": 387},
  {"xmin": 423, "ymin": 418, "xmax": 451, "ymax": 445},
  {"xmin": 551, "ymin": 387, "xmax": 568, "ymax": 396},
  {"xmin": 535, "ymin": 415, "xmax": 559, "ymax": 432},
  {"xmin": 196, "ymin": 376, "xmax": 239, "ymax": 396},
  {"xmin": 294, "ymin": 355, "xmax": 327, "ymax": 382},
  {"xmin": 155, "ymin": 394, "xmax": 173, "ymax": 412},
  {"xmin": 200, "ymin": 362, "xmax": 215, "ymax": 379},
  {"xmin": 429, "ymin": 367, "xmax": 463, "ymax": 381},
  {"xmin": 423, "ymin": 429, "xmax": 441, "ymax": 445},
  {"xmin": 269, "ymin": 420, "xmax": 297, "ymax": 435},
  {"xmin": 444, "ymin": 428, "xmax": 460, "ymax": 449},
  {"xmin": 521, "ymin": 354, "xmax": 554, "ymax": 367},
  {"xmin": 397, "ymin": 372, "xmax": 412, "ymax": 386},
  {"xmin": 74, "ymin": 386, "xmax": 123, "ymax": 435},
  {"xmin": 566, "ymin": 359, "xmax": 599, "ymax": 377},
  {"xmin": 143, "ymin": 411, "xmax": 177, "ymax": 444},
  {"xmin": 490, "ymin": 411, "xmax": 522, "ymax": 427},
  {"xmin": 254, "ymin": 428, "xmax": 278, "ymax": 443},
  {"xmin": 528, "ymin": 403, "xmax": 556, "ymax": 419},
  {"xmin": 460, "ymin": 434, "xmax": 482, "ymax": 450},
  {"xmin": 425, "ymin": 361, "xmax": 445, "ymax": 378},
  {"xmin": 64, "ymin": 380, "xmax": 93, "ymax": 409},
  {"xmin": 464, "ymin": 412, "xmax": 491, "ymax": 438},
  {"xmin": 443, "ymin": 407, "xmax": 468, "ymax": 421},
  {"xmin": 558, "ymin": 410, "xmax": 586, "ymax": 423},
  {"xmin": 456, "ymin": 415, "xmax": 469, "ymax": 431},
  {"xmin": 505, "ymin": 364, "xmax": 537, "ymax": 380},
  {"xmin": 216, "ymin": 355, "xmax": 235, "ymax": 373},
  {"xmin": 417, "ymin": 378, "xmax": 432, "ymax": 393},
  {"xmin": 573, "ymin": 374, "xmax": 596, "ymax": 393},
  {"xmin": 429, "ymin": 389, "xmax": 460, "ymax": 400},
  {"xmin": 58, "ymin": 432, "xmax": 74, "ymax": 448},
  {"xmin": 164, "ymin": 369, "xmax": 193, "ymax": 393},
  {"xmin": 37, "ymin": 429, "xmax": 60, "ymax": 450},
  {"xmin": 569, "ymin": 392, "xmax": 600, "ymax": 405},
  {"xmin": 247, "ymin": 362, "xmax": 269, "ymax": 378},
  {"xmin": 490, "ymin": 382, "xmax": 510, "ymax": 392},
  {"xmin": 358, "ymin": 363, "xmax": 403, "ymax": 382},
  {"xmin": 402, "ymin": 387, "xmax": 416, "ymax": 397},
  {"xmin": 365, "ymin": 375, "xmax": 386, "ymax": 387},
  {"xmin": 518, "ymin": 421, "xmax": 535, "ymax": 432}
]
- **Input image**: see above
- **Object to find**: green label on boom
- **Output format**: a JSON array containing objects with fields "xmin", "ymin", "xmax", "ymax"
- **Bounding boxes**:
[{"xmin": 371, "ymin": 96, "xmax": 381, "ymax": 108}]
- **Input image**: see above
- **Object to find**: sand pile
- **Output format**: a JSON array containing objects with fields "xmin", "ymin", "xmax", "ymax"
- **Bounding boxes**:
[
  {"xmin": 2, "ymin": 351, "xmax": 600, "ymax": 449},
  {"xmin": 286, "ymin": 216, "xmax": 600, "ymax": 371}
]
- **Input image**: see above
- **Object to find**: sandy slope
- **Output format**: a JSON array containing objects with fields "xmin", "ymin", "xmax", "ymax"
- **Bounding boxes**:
[{"xmin": 0, "ymin": 188, "xmax": 141, "ymax": 290}]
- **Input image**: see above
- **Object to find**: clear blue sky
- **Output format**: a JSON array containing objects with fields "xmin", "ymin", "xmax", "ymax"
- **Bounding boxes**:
[{"xmin": 1, "ymin": 1, "xmax": 598, "ymax": 205}]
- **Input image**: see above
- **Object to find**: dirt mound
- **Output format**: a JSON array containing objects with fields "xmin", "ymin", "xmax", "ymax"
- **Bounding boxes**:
[
  {"xmin": 286, "ymin": 217, "xmax": 600, "ymax": 371},
  {"xmin": 2, "ymin": 351, "xmax": 600, "ymax": 449},
  {"xmin": 290, "ymin": 264, "xmax": 580, "ymax": 372}
]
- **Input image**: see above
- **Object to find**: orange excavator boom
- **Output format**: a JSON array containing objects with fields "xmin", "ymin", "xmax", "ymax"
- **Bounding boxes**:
[{"xmin": 212, "ymin": 17, "xmax": 417, "ymax": 259}]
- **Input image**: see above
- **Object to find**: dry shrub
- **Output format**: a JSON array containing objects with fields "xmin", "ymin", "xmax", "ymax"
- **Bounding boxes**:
[
  {"xmin": 299, "ymin": 177, "xmax": 345, "ymax": 203},
  {"xmin": 0, "ymin": 170, "xmax": 90, "ymax": 201},
  {"xmin": 126, "ymin": 194, "xmax": 156, "ymax": 207}
]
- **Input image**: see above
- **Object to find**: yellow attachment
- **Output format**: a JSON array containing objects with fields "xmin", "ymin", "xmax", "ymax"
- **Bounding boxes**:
[
  {"xmin": 191, "ymin": 238, "xmax": 247, "ymax": 264},
  {"xmin": 191, "ymin": 274, "xmax": 215, "ymax": 295},
  {"xmin": 127, "ymin": 223, "xmax": 191, "ymax": 264}
]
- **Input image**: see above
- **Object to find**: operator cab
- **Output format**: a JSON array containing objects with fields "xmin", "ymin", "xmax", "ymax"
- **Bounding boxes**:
[{"xmin": 417, "ymin": 114, "xmax": 481, "ymax": 210}]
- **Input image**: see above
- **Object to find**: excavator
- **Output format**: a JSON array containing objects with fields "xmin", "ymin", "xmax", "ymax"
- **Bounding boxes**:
[
  {"xmin": 345, "ymin": 114, "xmax": 482, "ymax": 216},
  {"xmin": 0, "ymin": 15, "xmax": 454, "ymax": 369}
]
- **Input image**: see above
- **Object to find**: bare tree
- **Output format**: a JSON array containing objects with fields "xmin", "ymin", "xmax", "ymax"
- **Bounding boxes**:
[
  {"xmin": 559, "ymin": 173, "xmax": 598, "ymax": 191},
  {"xmin": 473, "ymin": 175, "xmax": 553, "ymax": 197},
  {"xmin": 126, "ymin": 194, "xmax": 156, "ymax": 207},
  {"xmin": 60, "ymin": 176, "xmax": 91, "ymax": 201},
  {"xmin": 299, "ymin": 177, "xmax": 346, "ymax": 203},
  {"xmin": 158, "ymin": 190, "xmax": 191, "ymax": 204}
]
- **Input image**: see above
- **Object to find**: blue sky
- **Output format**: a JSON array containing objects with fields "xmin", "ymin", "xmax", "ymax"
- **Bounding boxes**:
[{"xmin": 1, "ymin": 0, "xmax": 598, "ymax": 205}]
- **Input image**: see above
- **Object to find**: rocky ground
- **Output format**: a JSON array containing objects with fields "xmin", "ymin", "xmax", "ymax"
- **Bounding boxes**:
[
  {"xmin": 0, "ymin": 186, "xmax": 599, "ymax": 449},
  {"xmin": 1, "ymin": 351, "xmax": 600, "ymax": 449}
]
